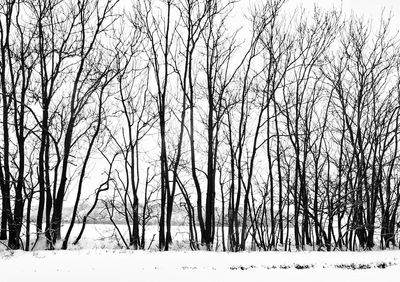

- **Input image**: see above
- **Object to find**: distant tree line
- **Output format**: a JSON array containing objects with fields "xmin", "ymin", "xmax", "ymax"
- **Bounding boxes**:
[{"xmin": 0, "ymin": 0, "xmax": 400, "ymax": 252}]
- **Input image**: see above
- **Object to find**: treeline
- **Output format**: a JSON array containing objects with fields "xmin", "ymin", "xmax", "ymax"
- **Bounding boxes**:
[{"xmin": 0, "ymin": 0, "xmax": 400, "ymax": 252}]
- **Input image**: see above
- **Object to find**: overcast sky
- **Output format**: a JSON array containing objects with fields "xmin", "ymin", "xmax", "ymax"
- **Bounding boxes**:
[
  {"xmin": 292, "ymin": 0, "xmax": 398, "ymax": 12},
  {"xmin": 283, "ymin": 0, "xmax": 399, "ymax": 25},
  {"xmin": 228, "ymin": 0, "xmax": 399, "ymax": 30}
]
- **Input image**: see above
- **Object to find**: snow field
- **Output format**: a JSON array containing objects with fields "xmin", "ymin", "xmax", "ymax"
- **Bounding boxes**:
[{"xmin": 0, "ymin": 249, "xmax": 399, "ymax": 282}]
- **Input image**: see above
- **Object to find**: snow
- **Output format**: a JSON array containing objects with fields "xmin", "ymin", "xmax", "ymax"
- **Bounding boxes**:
[
  {"xmin": 1, "ymin": 249, "xmax": 399, "ymax": 282},
  {"xmin": 5, "ymin": 224, "xmax": 400, "ymax": 281}
]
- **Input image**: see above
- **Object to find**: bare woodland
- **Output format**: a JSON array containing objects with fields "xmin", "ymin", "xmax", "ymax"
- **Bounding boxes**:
[{"xmin": 0, "ymin": 0, "xmax": 400, "ymax": 252}]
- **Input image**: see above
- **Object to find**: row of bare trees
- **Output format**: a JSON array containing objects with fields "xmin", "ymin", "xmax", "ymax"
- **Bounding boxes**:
[{"xmin": 1, "ymin": 0, "xmax": 400, "ymax": 252}]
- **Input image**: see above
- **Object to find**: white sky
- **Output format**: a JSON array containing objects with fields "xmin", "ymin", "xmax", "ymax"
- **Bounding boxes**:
[
  {"xmin": 282, "ymin": 0, "xmax": 400, "ymax": 25},
  {"xmin": 290, "ymin": 0, "xmax": 398, "ymax": 11},
  {"xmin": 231, "ymin": 0, "xmax": 400, "ymax": 28}
]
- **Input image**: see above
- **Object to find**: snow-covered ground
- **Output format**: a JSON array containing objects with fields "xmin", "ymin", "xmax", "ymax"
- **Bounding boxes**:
[
  {"xmin": 4, "ymin": 224, "xmax": 399, "ymax": 281},
  {"xmin": 0, "ymin": 249, "xmax": 399, "ymax": 282}
]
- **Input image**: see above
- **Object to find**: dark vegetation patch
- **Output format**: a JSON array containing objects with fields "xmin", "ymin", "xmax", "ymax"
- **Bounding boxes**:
[
  {"xmin": 333, "ymin": 261, "xmax": 396, "ymax": 270},
  {"xmin": 229, "ymin": 261, "xmax": 396, "ymax": 271},
  {"xmin": 334, "ymin": 263, "xmax": 371, "ymax": 269},
  {"xmin": 294, "ymin": 264, "xmax": 311, "ymax": 269},
  {"xmin": 229, "ymin": 265, "xmax": 256, "ymax": 270}
]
